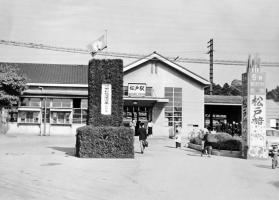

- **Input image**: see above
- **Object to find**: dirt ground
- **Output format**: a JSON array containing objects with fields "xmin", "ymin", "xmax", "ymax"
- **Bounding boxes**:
[{"xmin": 0, "ymin": 134, "xmax": 278, "ymax": 200}]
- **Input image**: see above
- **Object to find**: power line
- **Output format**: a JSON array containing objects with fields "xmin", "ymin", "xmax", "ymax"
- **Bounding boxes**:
[{"xmin": 1, "ymin": 39, "xmax": 279, "ymax": 67}]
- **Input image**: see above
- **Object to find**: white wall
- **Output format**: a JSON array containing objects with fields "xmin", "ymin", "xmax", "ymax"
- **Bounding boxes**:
[
  {"xmin": 7, "ymin": 123, "xmax": 85, "ymax": 135},
  {"xmin": 124, "ymin": 61, "xmax": 205, "ymax": 137}
]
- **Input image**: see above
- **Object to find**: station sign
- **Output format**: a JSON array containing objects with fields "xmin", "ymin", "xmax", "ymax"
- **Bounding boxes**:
[{"xmin": 128, "ymin": 83, "xmax": 146, "ymax": 97}]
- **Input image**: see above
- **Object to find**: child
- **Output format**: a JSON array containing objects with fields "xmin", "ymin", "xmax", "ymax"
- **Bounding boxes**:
[
  {"xmin": 270, "ymin": 145, "xmax": 278, "ymax": 169},
  {"xmin": 175, "ymin": 125, "xmax": 182, "ymax": 148},
  {"xmin": 147, "ymin": 120, "xmax": 153, "ymax": 137}
]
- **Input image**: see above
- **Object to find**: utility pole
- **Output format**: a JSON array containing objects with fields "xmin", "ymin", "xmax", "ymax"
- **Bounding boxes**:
[{"xmin": 207, "ymin": 38, "xmax": 213, "ymax": 95}]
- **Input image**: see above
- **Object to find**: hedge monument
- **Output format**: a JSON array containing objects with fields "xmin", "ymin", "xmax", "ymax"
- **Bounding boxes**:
[{"xmin": 75, "ymin": 59, "xmax": 134, "ymax": 158}]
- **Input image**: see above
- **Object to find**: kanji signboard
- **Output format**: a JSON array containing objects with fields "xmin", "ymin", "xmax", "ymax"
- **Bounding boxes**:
[
  {"xmin": 101, "ymin": 84, "xmax": 112, "ymax": 115},
  {"xmin": 128, "ymin": 83, "xmax": 146, "ymax": 97},
  {"xmin": 241, "ymin": 55, "xmax": 268, "ymax": 159}
]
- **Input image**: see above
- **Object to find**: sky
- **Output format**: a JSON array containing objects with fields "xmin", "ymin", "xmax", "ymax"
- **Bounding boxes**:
[{"xmin": 0, "ymin": 0, "xmax": 279, "ymax": 89}]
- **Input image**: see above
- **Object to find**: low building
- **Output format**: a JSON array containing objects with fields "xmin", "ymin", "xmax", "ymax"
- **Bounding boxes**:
[
  {"xmin": 4, "ymin": 52, "xmax": 210, "ymax": 137},
  {"xmin": 204, "ymin": 95, "xmax": 279, "ymax": 130}
]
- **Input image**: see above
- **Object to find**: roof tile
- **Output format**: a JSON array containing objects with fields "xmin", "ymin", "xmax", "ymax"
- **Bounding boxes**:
[{"xmin": 0, "ymin": 62, "xmax": 88, "ymax": 84}]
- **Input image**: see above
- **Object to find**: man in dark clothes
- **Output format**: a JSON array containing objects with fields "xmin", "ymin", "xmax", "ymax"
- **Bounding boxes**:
[{"xmin": 137, "ymin": 123, "xmax": 147, "ymax": 154}]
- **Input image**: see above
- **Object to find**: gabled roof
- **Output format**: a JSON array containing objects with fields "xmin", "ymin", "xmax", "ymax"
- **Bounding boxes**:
[
  {"xmin": 205, "ymin": 95, "xmax": 242, "ymax": 105},
  {"xmin": 0, "ymin": 62, "xmax": 87, "ymax": 85},
  {"xmin": 124, "ymin": 52, "xmax": 210, "ymax": 85},
  {"xmin": 1, "ymin": 52, "xmax": 210, "ymax": 86}
]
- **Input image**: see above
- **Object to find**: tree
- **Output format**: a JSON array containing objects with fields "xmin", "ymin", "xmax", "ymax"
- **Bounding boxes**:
[
  {"xmin": 204, "ymin": 80, "xmax": 242, "ymax": 96},
  {"xmin": 267, "ymin": 86, "xmax": 279, "ymax": 101},
  {"xmin": 204, "ymin": 83, "xmax": 223, "ymax": 95},
  {"xmin": 221, "ymin": 83, "xmax": 231, "ymax": 95},
  {"xmin": 0, "ymin": 64, "xmax": 27, "ymax": 134}
]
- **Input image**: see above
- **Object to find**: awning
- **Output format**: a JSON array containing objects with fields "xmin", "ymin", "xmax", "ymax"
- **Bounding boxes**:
[
  {"xmin": 23, "ymin": 89, "xmax": 88, "ymax": 97},
  {"xmin": 124, "ymin": 96, "xmax": 169, "ymax": 107},
  {"xmin": 18, "ymin": 107, "xmax": 41, "ymax": 111}
]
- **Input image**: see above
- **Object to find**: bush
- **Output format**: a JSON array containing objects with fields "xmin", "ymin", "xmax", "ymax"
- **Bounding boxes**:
[
  {"xmin": 87, "ymin": 59, "xmax": 123, "ymax": 126},
  {"xmin": 190, "ymin": 137, "xmax": 203, "ymax": 145},
  {"xmin": 189, "ymin": 132, "xmax": 243, "ymax": 151},
  {"xmin": 213, "ymin": 132, "xmax": 233, "ymax": 142},
  {"xmin": 76, "ymin": 126, "xmax": 134, "ymax": 158}
]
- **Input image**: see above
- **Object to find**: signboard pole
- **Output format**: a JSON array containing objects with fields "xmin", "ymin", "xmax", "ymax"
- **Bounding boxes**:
[{"xmin": 242, "ymin": 55, "xmax": 268, "ymax": 159}]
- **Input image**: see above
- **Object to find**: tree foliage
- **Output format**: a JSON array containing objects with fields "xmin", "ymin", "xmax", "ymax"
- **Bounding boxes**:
[
  {"xmin": 267, "ymin": 86, "xmax": 279, "ymax": 102},
  {"xmin": 205, "ymin": 79, "xmax": 279, "ymax": 101},
  {"xmin": 0, "ymin": 64, "xmax": 27, "ymax": 107},
  {"xmin": 205, "ymin": 82, "xmax": 242, "ymax": 96}
]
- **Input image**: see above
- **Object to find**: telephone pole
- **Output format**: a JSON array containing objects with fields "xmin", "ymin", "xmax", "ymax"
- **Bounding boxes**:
[{"xmin": 207, "ymin": 39, "xmax": 214, "ymax": 95}]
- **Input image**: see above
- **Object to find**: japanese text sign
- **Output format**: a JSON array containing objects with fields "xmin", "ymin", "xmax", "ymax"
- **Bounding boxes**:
[
  {"xmin": 128, "ymin": 83, "xmax": 146, "ymax": 97},
  {"xmin": 101, "ymin": 84, "xmax": 112, "ymax": 115}
]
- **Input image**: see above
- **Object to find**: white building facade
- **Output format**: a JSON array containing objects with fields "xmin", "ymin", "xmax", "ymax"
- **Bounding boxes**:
[{"xmin": 4, "ymin": 52, "xmax": 210, "ymax": 137}]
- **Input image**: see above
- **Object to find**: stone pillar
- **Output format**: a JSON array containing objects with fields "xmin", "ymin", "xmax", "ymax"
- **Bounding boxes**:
[{"xmin": 242, "ymin": 55, "xmax": 268, "ymax": 159}]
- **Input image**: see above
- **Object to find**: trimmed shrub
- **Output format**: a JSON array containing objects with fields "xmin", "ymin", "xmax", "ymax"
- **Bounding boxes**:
[
  {"xmin": 213, "ymin": 132, "xmax": 233, "ymax": 142},
  {"xmin": 190, "ymin": 137, "xmax": 203, "ymax": 145},
  {"xmin": 76, "ymin": 126, "xmax": 134, "ymax": 158},
  {"xmin": 189, "ymin": 132, "xmax": 243, "ymax": 151},
  {"xmin": 87, "ymin": 59, "xmax": 123, "ymax": 126}
]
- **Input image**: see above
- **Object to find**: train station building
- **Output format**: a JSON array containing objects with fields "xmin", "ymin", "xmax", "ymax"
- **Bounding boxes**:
[{"xmin": 2, "ymin": 52, "xmax": 279, "ymax": 136}]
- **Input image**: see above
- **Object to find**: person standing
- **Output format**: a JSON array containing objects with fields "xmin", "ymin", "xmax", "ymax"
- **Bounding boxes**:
[
  {"xmin": 147, "ymin": 120, "xmax": 154, "ymax": 137},
  {"xmin": 137, "ymin": 123, "xmax": 147, "ymax": 154},
  {"xmin": 129, "ymin": 119, "xmax": 136, "ymax": 135},
  {"xmin": 202, "ymin": 130, "xmax": 213, "ymax": 157},
  {"xmin": 175, "ymin": 125, "xmax": 182, "ymax": 148}
]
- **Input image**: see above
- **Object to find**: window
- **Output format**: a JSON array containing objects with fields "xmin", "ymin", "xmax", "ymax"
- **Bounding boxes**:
[
  {"xmin": 81, "ymin": 99, "xmax": 88, "ymax": 109},
  {"xmin": 73, "ymin": 99, "xmax": 88, "ymax": 124},
  {"xmin": 18, "ymin": 111, "xmax": 40, "ymax": 123},
  {"xmin": 146, "ymin": 87, "xmax": 152, "ymax": 96},
  {"xmin": 164, "ymin": 87, "xmax": 182, "ymax": 127},
  {"xmin": 20, "ymin": 98, "xmax": 41, "ymax": 107},
  {"xmin": 52, "ymin": 99, "xmax": 71, "ymax": 108},
  {"xmin": 51, "ymin": 111, "xmax": 71, "ymax": 124},
  {"xmin": 123, "ymin": 86, "xmax": 128, "ymax": 96},
  {"xmin": 5, "ymin": 107, "xmax": 18, "ymax": 122}
]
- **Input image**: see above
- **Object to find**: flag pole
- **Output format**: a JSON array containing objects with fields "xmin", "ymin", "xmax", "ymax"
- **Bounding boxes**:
[{"xmin": 105, "ymin": 29, "xmax": 108, "ymax": 59}]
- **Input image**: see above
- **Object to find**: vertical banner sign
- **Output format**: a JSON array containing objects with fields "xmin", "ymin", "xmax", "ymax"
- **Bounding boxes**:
[
  {"xmin": 101, "ymin": 84, "xmax": 112, "ymax": 115},
  {"xmin": 241, "ymin": 73, "xmax": 248, "ymax": 155},
  {"xmin": 242, "ymin": 56, "xmax": 267, "ymax": 159}
]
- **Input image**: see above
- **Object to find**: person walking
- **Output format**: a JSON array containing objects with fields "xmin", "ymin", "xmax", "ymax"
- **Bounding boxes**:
[
  {"xmin": 137, "ymin": 123, "xmax": 147, "ymax": 154},
  {"xmin": 270, "ymin": 145, "xmax": 278, "ymax": 169},
  {"xmin": 147, "ymin": 120, "xmax": 153, "ymax": 137}
]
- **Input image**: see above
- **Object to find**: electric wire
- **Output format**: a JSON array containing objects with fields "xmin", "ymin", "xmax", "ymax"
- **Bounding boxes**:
[{"xmin": 1, "ymin": 39, "xmax": 279, "ymax": 67}]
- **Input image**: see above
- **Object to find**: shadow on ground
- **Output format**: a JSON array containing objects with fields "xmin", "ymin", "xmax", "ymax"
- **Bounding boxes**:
[
  {"xmin": 254, "ymin": 164, "xmax": 271, "ymax": 169},
  {"xmin": 48, "ymin": 146, "xmax": 76, "ymax": 156},
  {"xmin": 41, "ymin": 162, "xmax": 62, "ymax": 166},
  {"xmin": 164, "ymin": 145, "xmax": 177, "ymax": 149},
  {"xmin": 269, "ymin": 181, "xmax": 279, "ymax": 188}
]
